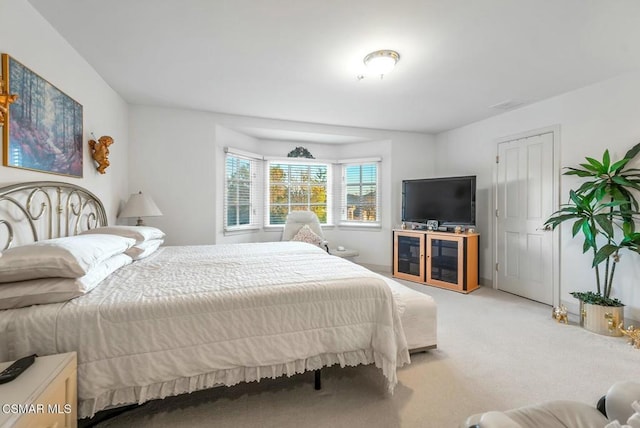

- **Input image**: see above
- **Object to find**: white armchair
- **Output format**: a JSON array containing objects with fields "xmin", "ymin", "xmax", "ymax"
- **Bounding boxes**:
[{"xmin": 281, "ymin": 211, "xmax": 329, "ymax": 252}]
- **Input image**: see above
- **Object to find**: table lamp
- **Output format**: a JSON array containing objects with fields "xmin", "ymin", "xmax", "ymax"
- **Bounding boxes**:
[{"xmin": 119, "ymin": 191, "xmax": 162, "ymax": 226}]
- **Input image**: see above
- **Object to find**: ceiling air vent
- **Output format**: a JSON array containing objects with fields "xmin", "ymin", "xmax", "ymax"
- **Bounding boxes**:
[{"xmin": 489, "ymin": 99, "xmax": 528, "ymax": 111}]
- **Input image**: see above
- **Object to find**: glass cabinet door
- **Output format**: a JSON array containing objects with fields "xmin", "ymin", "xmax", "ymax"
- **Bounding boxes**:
[
  {"xmin": 426, "ymin": 235, "xmax": 464, "ymax": 289},
  {"xmin": 393, "ymin": 232, "xmax": 425, "ymax": 282}
]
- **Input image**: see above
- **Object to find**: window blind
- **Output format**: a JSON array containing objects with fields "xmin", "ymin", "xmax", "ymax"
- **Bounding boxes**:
[
  {"xmin": 341, "ymin": 162, "xmax": 380, "ymax": 225},
  {"xmin": 224, "ymin": 152, "xmax": 261, "ymax": 230},
  {"xmin": 266, "ymin": 160, "xmax": 332, "ymax": 225}
]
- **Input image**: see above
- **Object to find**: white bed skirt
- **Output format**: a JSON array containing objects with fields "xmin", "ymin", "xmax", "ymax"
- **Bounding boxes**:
[{"xmin": 82, "ymin": 348, "xmax": 409, "ymax": 417}]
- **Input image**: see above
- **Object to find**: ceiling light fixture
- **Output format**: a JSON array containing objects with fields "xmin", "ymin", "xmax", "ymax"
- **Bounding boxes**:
[{"xmin": 359, "ymin": 50, "xmax": 400, "ymax": 80}]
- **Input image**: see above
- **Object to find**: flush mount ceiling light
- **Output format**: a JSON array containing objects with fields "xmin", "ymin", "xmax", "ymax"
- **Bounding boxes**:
[{"xmin": 359, "ymin": 49, "xmax": 400, "ymax": 80}]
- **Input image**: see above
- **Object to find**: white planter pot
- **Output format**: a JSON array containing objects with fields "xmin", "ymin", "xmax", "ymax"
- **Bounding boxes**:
[{"xmin": 579, "ymin": 301, "xmax": 624, "ymax": 337}]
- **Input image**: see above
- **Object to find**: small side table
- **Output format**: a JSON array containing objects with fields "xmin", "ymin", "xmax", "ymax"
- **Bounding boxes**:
[
  {"xmin": 0, "ymin": 352, "xmax": 77, "ymax": 428},
  {"xmin": 329, "ymin": 248, "xmax": 359, "ymax": 259}
]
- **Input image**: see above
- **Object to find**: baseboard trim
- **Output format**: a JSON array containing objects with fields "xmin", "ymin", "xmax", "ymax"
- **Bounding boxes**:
[
  {"xmin": 479, "ymin": 277, "xmax": 493, "ymax": 287},
  {"xmin": 360, "ymin": 263, "xmax": 390, "ymax": 274}
]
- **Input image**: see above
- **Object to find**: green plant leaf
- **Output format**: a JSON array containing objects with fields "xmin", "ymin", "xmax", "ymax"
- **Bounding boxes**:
[
  {"xmin": 611, "ymin": 186, "xmax": 626, "ymax": 202},
  {"xmin": 610, "ymin": 158, "xmax": 630, "ymax": 173},
  {"xmin": 614, "ymin": 175, "xmax": 640, "ymax": 190},
  {"xmin": 595, "ymin": 182, "xmax": 608, "ymax": 202},
  {"xmin": 621, "ymin": 231, "xmax": 640, "ymax": 247},
  {"xmin": 600, "ymin": 200, "xmax": 630, "ymax": 208},
  {"xmin": 575, "ymin": 181, "xmax": 597, "ymax": 194},
  {"xmin": 570, "ymin": 291, "xmax": 623, "ymax": 307},
  {"xmin": 594, "ymin": 214, "xmax": 614, "ymax": 237},
  {"xmin": 602, "ymin": 149, "xmax": 610, "ymax": 171},
  {"xmin": 569, "ymin": 190, "xmax": 582, "ymax": 206},
  {"xmin": 624, "ymin": 141, "xmax": 640, "ymax": 160},
  {"xmin": 580, "ymin": 163, "xmax": 600, "ymax": 173},
  {"xmin": 612, "ymin": 175, "xmax": 636, "ymax": 188},
  {"xmin": 564, "ymin": 168, "xmax": 596, "ymax": 177},
  {"xmin": 621, "ymin": 178, "xmax": 640, "ymax": 186},
  {"xmin": 546, "ymin": 213, "xmax": 580, "ymax": 226},
  {"xmin": 555, "ymin": 206, "xmax": 578, "ymax": 214},
  {"xmin": 582, "ymin": 239, "xmax": 592, "ymax": 254},
  {"xmin": 585, "ymin": 157, "xmax": 605, "ymax": 172},
  {"xmin": 572, "ymin": 219, "xmax": 585, "ymax": 237},
  {"xmin": 593, "ymin": 245, "xmax": 619, "ymax": 267},
  {"xmin": 582, "ymin": 221, "xmax": 596, "ymax": 246},
  {"xmin": 618, "ymin": 187, "xmax": 640, "ymax": 212}
]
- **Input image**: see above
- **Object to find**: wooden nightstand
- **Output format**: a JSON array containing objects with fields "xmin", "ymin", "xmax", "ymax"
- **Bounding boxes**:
[{"xmin": 0, "ymin": 352, "xmax": 77, "ymax": 428}]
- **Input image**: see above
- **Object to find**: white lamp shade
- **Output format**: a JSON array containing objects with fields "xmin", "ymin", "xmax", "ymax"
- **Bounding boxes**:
[{"xmin": 119, "ymin": 191, "xmax": 163, "ymax": 219}]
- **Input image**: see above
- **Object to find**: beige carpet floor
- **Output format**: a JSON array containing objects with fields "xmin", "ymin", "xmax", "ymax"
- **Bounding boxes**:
[{"xmin": 96, "ymin": 279, "xmax": 640, "ymax": 428}]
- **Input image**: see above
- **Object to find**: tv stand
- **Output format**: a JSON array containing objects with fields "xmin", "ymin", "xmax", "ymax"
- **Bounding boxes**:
[{"xmin": 392, "ymin": 229, "xmax": 479, "ymax": 293}]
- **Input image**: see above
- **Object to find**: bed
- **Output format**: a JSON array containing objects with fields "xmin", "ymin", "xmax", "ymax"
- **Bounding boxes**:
[{"xmin": 0, "ymin": 181, "xmax": 437, "ymax": 418}]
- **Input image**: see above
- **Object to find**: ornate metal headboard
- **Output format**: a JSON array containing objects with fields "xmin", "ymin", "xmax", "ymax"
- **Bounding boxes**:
[{"xmin": 0, "ymin": 181, "xmax": 107, "ymax": 250}]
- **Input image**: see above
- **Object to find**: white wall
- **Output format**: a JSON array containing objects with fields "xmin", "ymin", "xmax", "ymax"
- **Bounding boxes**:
[
  {"xmin": 128, "ymin": 107, "xmax": 216, "ymax": 244},
  {"xmin": 0, "ymin": 0, "xmax": 129, "ymax": 224},
  {"xmin": 435, "ymin": 72, "xmax": 640, "ymax": 319},
  {"xmin": 129, "ymin": 105, "xmax": 436, "ymax": 267}
]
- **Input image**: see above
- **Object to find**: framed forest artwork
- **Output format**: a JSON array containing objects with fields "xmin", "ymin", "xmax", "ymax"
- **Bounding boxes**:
[{"xmin": 1, "ymin": 54, "xmax": 83, "ymax": 177}]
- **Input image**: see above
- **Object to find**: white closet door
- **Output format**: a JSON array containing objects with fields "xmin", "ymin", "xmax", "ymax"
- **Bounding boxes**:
[{"xmin": 496, "ymin": 132, "xmax": 554, "ymax": 304}]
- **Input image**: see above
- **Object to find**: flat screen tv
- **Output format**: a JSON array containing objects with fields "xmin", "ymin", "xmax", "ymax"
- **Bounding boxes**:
[{"xmin": 402, "ymin": 176, "xmax": 476, "ymax": 226}]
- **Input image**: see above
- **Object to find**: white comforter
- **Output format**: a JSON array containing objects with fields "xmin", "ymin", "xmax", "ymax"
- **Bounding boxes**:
[{"xmin": 0, "ymin": 242, "xmax": 409, "ymax": 417}]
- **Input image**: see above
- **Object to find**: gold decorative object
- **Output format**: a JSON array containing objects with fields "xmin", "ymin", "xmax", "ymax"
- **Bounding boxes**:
[
  {"xmin": 88, "ymin": 135, "xmax": 114, "ymax": 174},
  {"xmin": 552, "ymin": 304, "xmax": 568, "ymax": 324},
  {"xmin": 0, "ymin": 77, "xmax": 18, "ymax": 127},
  {"xmin": 580, "ymin": 302, "xmax": 624, "ymax": 336},
  {"xmin": 619, "ymin": 323, "xmax": 640, "ymax": 349}
]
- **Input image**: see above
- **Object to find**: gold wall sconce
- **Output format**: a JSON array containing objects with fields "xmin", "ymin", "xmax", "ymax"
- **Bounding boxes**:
[
  {"xmin": 0, "ymin": 77, "xmax": 18, "ymax": 127},
  {"xmin": 88, "ymin": 135, "xmax": 114, "ymax": 174}
]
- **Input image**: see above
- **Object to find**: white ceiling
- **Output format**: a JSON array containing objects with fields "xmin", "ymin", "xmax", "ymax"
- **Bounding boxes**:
[{"xmin": 28, "ymin": 0, "xmax": 640, "ymax": 134}]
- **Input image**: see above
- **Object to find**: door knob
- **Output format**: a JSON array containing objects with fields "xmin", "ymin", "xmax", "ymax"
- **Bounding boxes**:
[{"xmin": 537, "ymin": 224, "xmax": 552, "ymax": 231}]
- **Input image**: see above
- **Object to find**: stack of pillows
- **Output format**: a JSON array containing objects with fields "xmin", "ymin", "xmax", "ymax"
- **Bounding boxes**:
[
  {"xmin": 0, "ymin": 226, "xmax": 165, "ymax": 310},
  {"xmin": 81, "ymin": 226, "xmax": 165, "ymax": 261}
]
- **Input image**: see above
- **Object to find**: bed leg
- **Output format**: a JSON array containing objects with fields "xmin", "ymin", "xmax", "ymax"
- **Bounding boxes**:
[{"xmin": 314, "ymin": 369, "xmax": 321, "ymax": 390}]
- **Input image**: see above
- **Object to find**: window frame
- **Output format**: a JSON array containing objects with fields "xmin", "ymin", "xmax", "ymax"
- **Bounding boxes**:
[
  {"xmin": 340, "ymin": 160, "xmax": 381, "ymax": 227},
  {"xmin": 265, "ymin": 159, "xmax": 333, "ymax": 227},
  {"xmin": 224, "ymin": 152, "xmax": 258, "ymax": 232}
]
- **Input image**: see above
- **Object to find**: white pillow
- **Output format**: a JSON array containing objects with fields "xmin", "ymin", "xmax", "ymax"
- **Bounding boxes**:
[
  {"xmin": 80, "ymin": 225, "xmax": 165, "ymax": 244},
  {"xmin": 291, "ymin": 224, "xmax": 324, "ymax": 247},
  {"xmin": 125, "ymin": 239, "xmax": 164, "ymax": 260},
  {"xmin": 0, "ymin": 253, "xmax": 132, "ymax": 310},
  {"xmin": 0, "ymin": 234, "xmax": 135, "ymax": 283}
]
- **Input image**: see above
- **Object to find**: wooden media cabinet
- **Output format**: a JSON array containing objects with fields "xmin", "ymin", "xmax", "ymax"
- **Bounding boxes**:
[{"xmin": 393, "ymin": 229, "xmax": 479, "ymax": 293}]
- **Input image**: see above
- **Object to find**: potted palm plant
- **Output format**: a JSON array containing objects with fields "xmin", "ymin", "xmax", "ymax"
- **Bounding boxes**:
[{"xmin": 545, "ymin": 142, "xmax": 640, "ymax": 336}]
